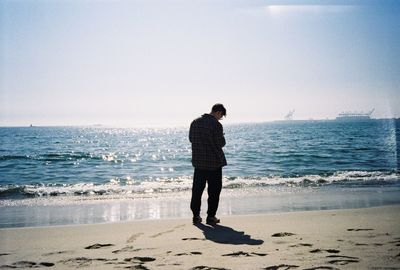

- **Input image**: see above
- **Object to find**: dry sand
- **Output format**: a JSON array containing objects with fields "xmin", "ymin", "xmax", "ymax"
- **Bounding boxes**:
[{"xmin": 1, "ymin": 205, "xmax": 399, "ymax": 269}]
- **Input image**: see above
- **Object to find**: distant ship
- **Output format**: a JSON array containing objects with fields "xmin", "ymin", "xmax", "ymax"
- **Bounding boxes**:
[
  {"xmin": 336, "ymin": 109, "xmax": 374, "ymax": 121},
  {"xmin": 284, "ymin": 110, "xmax": 295, "ymax": 121}
]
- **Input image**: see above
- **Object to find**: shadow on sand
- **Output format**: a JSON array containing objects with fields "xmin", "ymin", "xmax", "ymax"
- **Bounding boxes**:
[{"xmin": 194, "ymin": 223, "xmax": 264, "ymax": 245}]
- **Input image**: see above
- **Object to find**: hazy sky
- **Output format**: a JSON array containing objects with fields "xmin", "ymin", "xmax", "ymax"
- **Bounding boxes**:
[{"xmin": 1, "ymin": 0, "xmax": 399, "ymax": 127}]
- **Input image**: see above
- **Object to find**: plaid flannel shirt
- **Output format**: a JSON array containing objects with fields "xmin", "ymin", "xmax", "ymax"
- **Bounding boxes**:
[{"xmin": 189, "ymin": 114, "xmax": 227, "ymax": 170}]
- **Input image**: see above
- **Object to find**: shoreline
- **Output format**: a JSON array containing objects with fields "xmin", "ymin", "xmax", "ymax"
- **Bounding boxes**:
[
  {"xmin": 0, "ymin": 203, "xmax": 399, "ymax": 232},
  {"xmin": 1, "ymin": 185, "xmax": 400, "ymax": 229},
  {"xmin": 1, "ymin": 205, "xmax": 399, "ymax": 269}
]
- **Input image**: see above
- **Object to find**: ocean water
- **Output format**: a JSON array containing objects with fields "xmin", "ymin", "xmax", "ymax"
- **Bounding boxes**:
[{"xmin": 1, "ymin": 119, "xmax": 400, "ymax": 227}]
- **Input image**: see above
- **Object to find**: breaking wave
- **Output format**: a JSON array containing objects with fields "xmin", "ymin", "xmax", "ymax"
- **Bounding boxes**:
[{"xmin": 1, "ymin": 171, "xmax": 398, "ymax": 200}]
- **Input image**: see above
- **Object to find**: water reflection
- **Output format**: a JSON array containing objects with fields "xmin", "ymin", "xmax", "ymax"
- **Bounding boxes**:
[{"xmin": 1, "ymin": 186, "xmax": 400, "ymax": 228}]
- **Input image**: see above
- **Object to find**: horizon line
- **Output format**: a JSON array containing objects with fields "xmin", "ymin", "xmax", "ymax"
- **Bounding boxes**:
[{"xmin": 1, "ymin": 117, "xmax": 399, "ymax": 129}]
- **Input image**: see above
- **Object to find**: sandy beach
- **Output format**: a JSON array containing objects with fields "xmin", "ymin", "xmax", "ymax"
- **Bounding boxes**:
[{"xmin": 1, "ymin": 205, "xmax": 399, "ymax": 269}]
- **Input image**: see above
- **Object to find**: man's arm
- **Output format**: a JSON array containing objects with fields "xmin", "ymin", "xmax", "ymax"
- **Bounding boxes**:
[
  {"xmin": 214, "ymin": 123, "xmax": 225, "ymax": 148},
  {"xmin": 210, "ymin": 122, "xmax": 226, "ymax": 166},
  {"xmin": 189, "ymin": 121, "xmax": 194, "ymax": 143}
]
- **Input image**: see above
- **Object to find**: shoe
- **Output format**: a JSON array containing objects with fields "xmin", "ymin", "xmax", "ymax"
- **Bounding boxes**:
[
  {"xmin": 192, "ymin": 216, "xmax": 202, "ymax": 224},
  {"xmin": 206, "ymin": 216, "xmax": 220, "ymax": 225}
]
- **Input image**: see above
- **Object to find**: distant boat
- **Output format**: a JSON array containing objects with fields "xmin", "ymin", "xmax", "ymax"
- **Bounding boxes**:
[
  {"xmin": 284, "ymin": 110, "xmax": 295, "ymax": 121},
  {"xmin": 335, "ymin": 109, "xmax": 374, "ymax": 121}
]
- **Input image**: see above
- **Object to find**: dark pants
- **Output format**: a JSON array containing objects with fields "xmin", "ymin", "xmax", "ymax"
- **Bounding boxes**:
[{"xmin": 190, "ymin": 167, "xmax": 222, "ymax": 217}]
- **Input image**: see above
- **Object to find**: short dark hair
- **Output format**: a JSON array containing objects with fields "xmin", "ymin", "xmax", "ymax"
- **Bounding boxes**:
[{"xmin": 211, "ymin": 103, "xmax": 226, "ymax": 116}]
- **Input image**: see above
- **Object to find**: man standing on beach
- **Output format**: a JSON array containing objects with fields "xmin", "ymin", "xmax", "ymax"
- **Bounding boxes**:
[{"xmin": 189, "ymin": 103, "xmax": 227, "ymax": 225}]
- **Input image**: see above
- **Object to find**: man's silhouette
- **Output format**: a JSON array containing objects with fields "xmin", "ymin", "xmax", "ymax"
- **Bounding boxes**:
[{"xmin": 189, "ymin": 103, "xmax": 227, "ymax": 225}]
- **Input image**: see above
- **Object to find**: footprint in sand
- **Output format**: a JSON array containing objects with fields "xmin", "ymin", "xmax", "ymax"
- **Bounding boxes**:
[
  {"xmin": 132, "ymin": 265, "xmax": 150, "ymax": 270},
  {"xmin": 0, "ymin": 261, "xmax": 55, "ymax": 268},
  {"xmin": 347, "ymin": 228, "xmax": 374, "ymax": 232},
  {"xmin": 190, "ymin": 266, "xmax": 230, "ymax": 270},
  {"xmin": 127, "ymin": 232, "xmax": 144, "ymax": 243},
  {"xmin": 222, "ymin": 251, "xmax": 267, "ymax": 257},
  {"xmin": 326, "ymin": 255, "xmax": 359, "ymax": 260},
  {"xmin": 327, "ymin": 259, "xmax": 360, "ymax": 265},
  {"xmin": 325, "ymin": 255, "xmax": 360, "ymax": 265},
  {"xmin": 182, "ymin": 237, "xmax": 204, "ymax": 241},
  {"xmin": 43, "ymin": 250, "xmax": 74, "ymax": 256},
  {"xmin": 271, "ymin": 232, "xmax": 296, "ymax": 237},
  {"xmin": 325, "ymin": 249, "xmax": 340, "ymax": 254},
  {"xmin": 222, "ymin": 251, "xmax": 252, "ymax": 257},
  {"xmin": 252, "ymin": 252, "xmax": 268, "ymax": 257},
  {"xmin": 60, "ymin": 258, "xmax": 90, "ymax": 267},
  {"xmin": 112, "ymin": 246, "xmax": 141, "ymax": 254},
  {"xmin": 113, "ymin": 246, "xmax": 155, "ymax": 254},
  {"xmin": 388, "ymin": 239, "xmax": 400, "ymax": 246},
  {"xmin": 124, "ymin": 257, "xmax": 156, "ymax": 263},
  {"xmin": 175, "ymin": 252, "xmax": 203, "ymax": 256},
  {"xmin": 290, "ymin": 243, "xmax": 313, "ymax": 248},
  {"xmin": 310, "ymin": 249, "xmax": 340, "ymax": 254},
  {"xmin": 59, "ymin": 257, "xmax": 118, "ymax": 267},
  {"xmin": 84, "ymin": 243, "xmax": 114, "ymax": 249},
  {"xmin": 150, "ymin": 224, "xmax": 185, "ymax": 238},
  {"xmin": 303, "ymin": 267, "xmax": 339, "ymax": 270},
  {"xmin": 263, "ymin": 264, "xmax": 299, "ymax": 270}
]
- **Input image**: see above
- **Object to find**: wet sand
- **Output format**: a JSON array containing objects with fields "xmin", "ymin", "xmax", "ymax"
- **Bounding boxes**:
[{"xmin": 0, "ymin": 205, "xmax": 399, "ymax": 269}]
